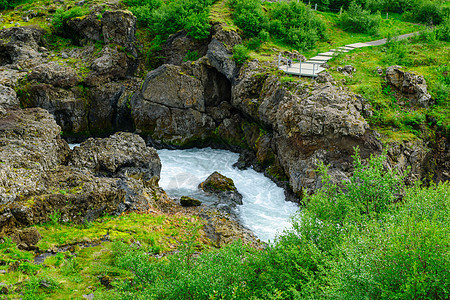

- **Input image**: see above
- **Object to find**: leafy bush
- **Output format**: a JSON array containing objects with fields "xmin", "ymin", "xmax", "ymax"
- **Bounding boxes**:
[
  {"xmin": 107, "ymin": 240, "xmax": 254, "ymax": 299},
  {"xmin": 0, "ymin": 0, "xmax": 27, "ymax": 10},
  {"xmin": 126, "ymin": 0, "xmax": 213, "ymax": 40},
  {"xmin": 182, "ymin": 50, "xmax": 200, "ymax": 62},
  {"xmin": 232, "ymin": 44, "xmax": 250, "ymax": 65},
  {"xmin": 52, "ymin": 7, "xmax": 89, "ymax": 31},
  {"xmin": 267, "ymin": 1, "xmax": 327, "ymax": 50},
  {"xmin": 331, "ymin": 182, "xmax": 450, "ymax": 299},
  {"xmin": 229, "ymin": 0, "xmax": 267, "ymax": 38},
  {"xmin": 338, "ymin": 1, "xmax": 381, "ymax": 34}
]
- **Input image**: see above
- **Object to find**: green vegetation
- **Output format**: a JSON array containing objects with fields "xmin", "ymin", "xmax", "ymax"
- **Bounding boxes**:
[
  {"xmin": 0, "ymin": 212, "xmax": 207, "ymax": 299},
  {"xmin": 232, "ymin": 44, "xmax": 250, "ymax": 64},
  {"xmin": 93, "ymin": 151, "xmax": 448, "ymax": 299},
  {"xmin": 0, "ymin": 0, "xmax": 30, "ymax": 10},
  {"xmin": 229, "ymin": 0, "xmax": 327, "ymax": 50},
  {"xmin": 338, "ymin": 2, "xmax": 381, "ymax": 34},
  {"xmin": 51, "ymin": 7, "xmax": 89, "ymax": 31},
  {"xmin": 327, "ymin": 27, "xmax": 450, "ymax": 138}
]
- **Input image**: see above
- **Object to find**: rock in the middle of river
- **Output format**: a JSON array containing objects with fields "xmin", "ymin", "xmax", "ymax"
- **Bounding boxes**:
[{"xmin": 199, "ymin": 172, "xmax": 243, "ymax": 211}]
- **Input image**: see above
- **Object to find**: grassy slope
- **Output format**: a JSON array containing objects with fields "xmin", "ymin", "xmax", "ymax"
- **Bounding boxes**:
[
  {"xmin": 1, "ymin": 212, "xmax": 208, "ymax": 299},
  {"xmin": 0, "ymin": 1, "xmax": 448, "ymax": 298}
]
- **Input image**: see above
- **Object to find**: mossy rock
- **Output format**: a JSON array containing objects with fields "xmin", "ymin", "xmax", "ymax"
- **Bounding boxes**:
[
  {"xmin": 199, "ymin": 172, "xmax": 237, "ymax": 192},
  {"xmin": 180, "ymin": 196, "xmax": 202, "ymax": 207}
]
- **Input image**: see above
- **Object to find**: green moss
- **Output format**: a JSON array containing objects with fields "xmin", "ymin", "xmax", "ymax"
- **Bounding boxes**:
[{"xmin": 204, "ymin": 174, "xmax": 237, "ymax": 192}]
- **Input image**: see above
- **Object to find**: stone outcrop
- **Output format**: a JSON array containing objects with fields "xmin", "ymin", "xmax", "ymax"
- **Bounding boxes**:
[
  {"xmin": 131, "ymin": 62, "xmax": 235, "ymax": 146},
  {"xmin": 0, "ymin": 108, "xmax": 162, "ymax": 234},
  {"xmin": 0, "ymin": 26, "xmax": 46, "ymax": 68},
  {"xmin": 386, "ymin": 65, "xmax": 432, "ymax": 107},
  {"xmin": 70, "ymin": 132, "xmax": 161, "ymax": 182},
  {"xmin": 199, "ymin": 172, "xmax": 243, "ymax": 210},
  {"xmin": 0, "ymin": 84, "xmax": 19, "ymax": 109},
  {"xmin": 207, "ymin": 39, "xmax": 238, "ymax": 82}
]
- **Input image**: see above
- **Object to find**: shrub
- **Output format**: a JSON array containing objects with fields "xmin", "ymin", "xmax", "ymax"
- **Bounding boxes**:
[
  {"xmin": 109, "ymin": 240, "xmax": 254, "ymax": 299},
  {"xmin": 232, "ymin": 44, "xmax": 250, "ymax": 65},
  {"xmin": 51, "ymin": 7, "xmax": 89, "ymax": 31},
  {"xmin": 407, "ymin": 0, "xmax": 444, "ymax": 25},
  {"xmin": 331, "ymin": 182, "xmax": 450, "ymax": 299},
  {"xmin": 182, "ymin": 50, "xmax": 200, "ymax": 62},
  {"xmin": 339, "ymin": 1, "xmax": 381, "ymax": 34},
  {"xmin": 436, "ymin": 15, "xmax": 450, "ymax": 41}
]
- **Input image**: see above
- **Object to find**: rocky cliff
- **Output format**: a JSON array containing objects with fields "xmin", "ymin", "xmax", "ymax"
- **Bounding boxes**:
[{"xmin": 0, "ymin": 7, "xmax": 447, "ymax": 215}]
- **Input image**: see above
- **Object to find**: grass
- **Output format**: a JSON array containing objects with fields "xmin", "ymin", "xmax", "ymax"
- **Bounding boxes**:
[
  {"xmin": 327, "ymin": 34, "xmax": 450, "ymax": 142},
  {"xmin": 0, "ymin": 212, "xmax": 209, "ymax": 299}
]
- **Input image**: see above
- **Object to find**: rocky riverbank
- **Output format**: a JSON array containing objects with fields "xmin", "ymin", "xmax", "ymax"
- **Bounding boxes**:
[{"xmin": 0, "ymin": 2, "xmax": 448, "ymax": 238}]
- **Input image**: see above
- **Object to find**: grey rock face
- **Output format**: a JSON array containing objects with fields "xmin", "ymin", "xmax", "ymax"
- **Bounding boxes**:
[
  {"xmin": 199, "ymin": 172, "xmax": 243, "ymax": 212},
  {"xmin": 0, "ymin": 109, "xmax": 163, "ymax": 233},
  {"xmin": 207, "ymin": 39, "xmax": 238, "ymax": 82},
  {"xmin": 0, "ymin": 26, "xmax": 46, "ymax": 67},
  {"xmin": 142, "ymin": 65, "xmax": 206, "ymax": 112},
  {"xmin": 0, "ymin": 84, "xmax": 19, "ymax": 109},
  {"xmin": 101, "ymin": 10, "xmax": 137, "ymax": 54},
  {"xmin": 386, "ymin": 65, "xmax": 432, "ymax": 107},
  {"xmin": 131, "ymin": 64, "xmax": 218, "ymax": 145},
  {"xmin": 70, "ymin": 132, "xmax": 161, "ymax": 182}
]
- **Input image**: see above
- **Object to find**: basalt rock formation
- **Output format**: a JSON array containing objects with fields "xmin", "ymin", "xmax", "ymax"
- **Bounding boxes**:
[
  {"xmin": 199, "ymin": 172, "xmax": 243, "ymax": 211},
  {"xmin": 0, "ymin": 108, "xmax": 162, "ymax": 235}
]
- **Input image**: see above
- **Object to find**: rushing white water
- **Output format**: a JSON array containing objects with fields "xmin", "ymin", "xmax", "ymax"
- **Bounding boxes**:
[{"xmin": 158, "ymin": 148, "xmax": 299, "ymax": 242}]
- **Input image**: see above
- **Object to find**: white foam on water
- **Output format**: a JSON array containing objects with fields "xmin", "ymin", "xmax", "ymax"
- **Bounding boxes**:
[{"xmin": 157, "ymin": 148, "xmax": 299, "ymax": 242}]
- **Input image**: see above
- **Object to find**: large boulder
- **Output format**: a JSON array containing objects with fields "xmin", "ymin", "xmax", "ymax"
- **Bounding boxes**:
[
  {"xmin": 70, "ymin": 132, "xmax": 161, "ymax": 182},
  {"xmin": 85, "ymin": 45, "xmax": 137, "ymax": 86},
  {"xmin": 65, "ymin": 10, "xmax": 137, "ymax": 55},
  {"xmin": 207, "ymin": 39, "xmax": 238, "ymax": 82},
  {"xmin": 231, "ymin": 61, "xmax": 378, "ymax": 195},
  {"xmin": 101, "ymin": 10, "xmax": 137, "ymax": 54},
  {"xmin": 0, "ymin": 26, "xmax": 46, "ymax": 68},
  {"xmin": 0, "ymin": 84, "xmax": 19, "ymax": 109},
  {"xmin": 20, "ymin": 84, "xmax": 89, "ymax": 134},
  {"xmin": 199, "ymin": 172, "xmax": 243, "ymax": 208},
  {"xmin": 159, "ymin": 30, "xmax": 210, "ymax": 66},
  {"xmin": 131, "ymin": 64, "xmax": 217, "ymax": 145},
  {"xmin": 386, "ymin": 66, "xmax": 432, "ymax": 107}
]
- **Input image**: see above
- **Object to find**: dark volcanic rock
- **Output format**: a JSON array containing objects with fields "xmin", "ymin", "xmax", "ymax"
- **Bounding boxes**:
[
  {"xmin": 0, "ymin": 84, "xmax": 19, "ymax": 109},
  {"xmin": 70, "ymin": 132, "xmax": 161, "ymax": 182},
  {"xmin": 11, "ymin": 227, "xmax": 42, "ymax": 250},
  {"xmin": 28, "ymin": 61, "xmax": 80, "ymax": 88},
  {"xmin": 199, "ymin": 172, "xmax": 243, "ymax": 207},
  {"xmin": 207, "ymin": 39, "xmax": 238, "ymax": 82},
  {"xmin": 131, "ymin": 64, "xmax": 217, "ymax": 145},
  {"xmin": 180, "ymin": 196, "xmax": 202, "ymax": 207},
  {"xmin": 0, "ymin": 26, "xmax": 46, "ymax": 67},
  {"xmin": 386, "ymin": 65, "xmax": 432, "ymax": 107}
]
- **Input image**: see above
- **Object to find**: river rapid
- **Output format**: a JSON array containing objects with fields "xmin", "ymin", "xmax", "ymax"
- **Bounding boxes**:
[{"xmin": 158, "ymin": 148, "xmax": 299, "ymax": 242}]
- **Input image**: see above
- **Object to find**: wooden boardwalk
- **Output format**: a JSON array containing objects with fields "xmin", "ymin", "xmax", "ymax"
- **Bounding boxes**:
[{"xmin": 279, "ymin": 32, "xmax": 418, "ymax": 78}]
